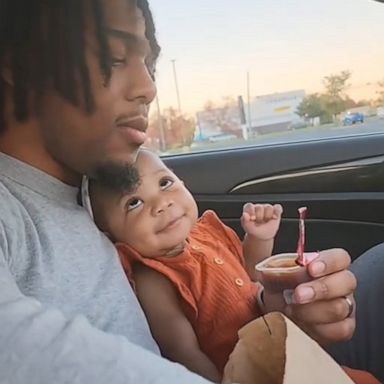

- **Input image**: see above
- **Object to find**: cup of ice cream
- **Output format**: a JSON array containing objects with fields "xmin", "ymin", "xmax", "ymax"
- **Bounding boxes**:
[{"xmin": 255, "ymin": 252, "xmax": 319, "ymax": 294}]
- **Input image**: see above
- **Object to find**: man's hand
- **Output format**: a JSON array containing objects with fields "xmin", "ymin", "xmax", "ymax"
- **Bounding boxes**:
[
  {"xmin": 241, "ymin": 203, "xmax": 283, "ymax": 240},
  {"xmin": 264, "ymin": 248, "xmax": 357, "ymax": 345}
]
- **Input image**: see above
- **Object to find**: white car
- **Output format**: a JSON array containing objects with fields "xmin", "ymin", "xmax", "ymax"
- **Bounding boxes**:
[{"xmin": 377, "ymin": 107, "xmax": 384, "ymax": 119}]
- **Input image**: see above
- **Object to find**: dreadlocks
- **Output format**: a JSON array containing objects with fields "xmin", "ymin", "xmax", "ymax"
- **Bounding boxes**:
[{"xmin": 0, "ymin": 0, "xmax": 160, "ymax": 130}]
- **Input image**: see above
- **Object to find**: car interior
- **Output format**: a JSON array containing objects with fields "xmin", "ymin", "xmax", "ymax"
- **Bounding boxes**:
[
  {"xmin": 151, "ymin": 0, "xmax": 384, "ymax": 263},
  {"xmin": 164, "ymin": 134, "xmax": 384, "ymax": 262}
]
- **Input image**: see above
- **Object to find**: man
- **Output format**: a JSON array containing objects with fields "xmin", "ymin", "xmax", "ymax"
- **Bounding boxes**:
[
  {"xmin": 329, "ymin": 243, "xmax": 384, "ymax": 382},
  {"xmin": 0, "ymin": 0, "xmax": 361, "ymax": 383},
  {"xmin": 326, "ymin": 2, "xmax": 384, "ymax": 381}
]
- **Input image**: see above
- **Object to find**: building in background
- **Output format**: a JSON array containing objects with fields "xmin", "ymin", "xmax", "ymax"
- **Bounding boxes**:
[
  {"xmin": 248, "ymin": 90, "xmax": 306, "ymax": 135},
  {"xmin": 195, "ymin": 89, "xmax": 305, "ymax": 141}
]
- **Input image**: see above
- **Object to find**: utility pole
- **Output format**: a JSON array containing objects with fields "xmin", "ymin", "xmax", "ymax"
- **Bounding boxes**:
[
  {"xmin": 171, "ymin": 59, "xmax": 182, "ymax": 113},
  {"xmin": 155, "ymin": 94, "xmax": 166, "ymax": 152},
  {"xmin": 247, "ymin": 71, "xmax": 252, "ymax": 135}
]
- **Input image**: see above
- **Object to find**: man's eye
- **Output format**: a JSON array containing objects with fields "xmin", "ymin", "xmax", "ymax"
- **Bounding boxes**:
[
  {"xmin": 126, "ymin": 198, "xmax": 143, "ymax": 211},
  {"xmin": 160, "ymin": 178, "xmax": 174, "ymax": 190},
  {"xmin": 111, "ymin": 57, "xmax": 127, "ymax": 68}
]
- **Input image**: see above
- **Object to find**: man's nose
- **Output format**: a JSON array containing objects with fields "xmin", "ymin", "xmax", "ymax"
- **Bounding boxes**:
[{"xmin": 124, "ymin": 62, "xmax": 157, "ymax": 105}]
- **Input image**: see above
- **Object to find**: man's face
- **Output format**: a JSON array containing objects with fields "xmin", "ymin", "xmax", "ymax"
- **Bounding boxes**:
[{"xmin": 37, "ymin": 0, "xmax": 157, "ymax": 182}]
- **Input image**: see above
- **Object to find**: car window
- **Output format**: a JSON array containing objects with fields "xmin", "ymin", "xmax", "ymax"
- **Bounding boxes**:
[{"xmin": 147, "ymin": 0, "xmax": 384, "ymax": 155}]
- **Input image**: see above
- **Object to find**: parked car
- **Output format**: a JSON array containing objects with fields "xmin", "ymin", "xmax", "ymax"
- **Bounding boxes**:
[
  {"xmin": 377, "ymin": 107, "xmax": 384, "ymax": 119},
  {"xmin": 343, "ymin": 112, "xmax": 364, "ymax": 125}
]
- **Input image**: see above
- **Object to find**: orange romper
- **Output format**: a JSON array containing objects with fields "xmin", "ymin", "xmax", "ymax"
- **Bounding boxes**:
[
  {"xmin": 117, "ymin": 210, "xmax": 261, "ymax": 373},
  {"xmin": 343, "ymin": 367, "xmax": 381, "ymax": 384}
]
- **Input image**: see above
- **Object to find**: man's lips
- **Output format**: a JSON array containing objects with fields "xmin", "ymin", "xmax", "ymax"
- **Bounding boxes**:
[{"xmin": 116, "ymin": 115, "xmax": 148, "ymax": 145}]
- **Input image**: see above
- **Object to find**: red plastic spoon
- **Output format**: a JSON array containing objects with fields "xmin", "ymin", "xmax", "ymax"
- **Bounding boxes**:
[{"xmin": 296, "ymin": 206, "xmax": 308, "ymax": 266}]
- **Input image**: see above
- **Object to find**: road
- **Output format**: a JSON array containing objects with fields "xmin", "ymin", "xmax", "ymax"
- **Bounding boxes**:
[
  {"xmin": 187, "ymin": 117, "xmax": 384, "ymax": 153},
  {"xmin": 255, "ymin": 117, "xmax": 384, "ymax": 145}
]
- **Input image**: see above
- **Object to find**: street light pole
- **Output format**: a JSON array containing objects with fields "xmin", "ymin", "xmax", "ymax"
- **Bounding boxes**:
[
  {"xmin": 155, "ymin": 94, "xmax": 166, "ymax": 152},
  {"xmin": 247, "ymin": 70, "xmax": 252, "ymax": 135},
  {"xmin": 171, "ymin": 59, "xmax": 182, "ymax": 113}
]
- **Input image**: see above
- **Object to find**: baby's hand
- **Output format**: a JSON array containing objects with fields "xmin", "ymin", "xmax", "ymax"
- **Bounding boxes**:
[{"xmin": 241, "ymin": 203, "xmax": 283, "ymax": 240}]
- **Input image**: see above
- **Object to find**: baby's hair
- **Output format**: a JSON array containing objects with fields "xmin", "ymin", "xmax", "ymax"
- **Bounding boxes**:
[
  {"xmin": 88, "ymin": 161, "xmax": 141, "ymax": 234},
  {"xmin": 89, "ymin": 148, "xmax": 161, "ymax": 199},
  {"xmin": 90, "ymin": 162, "xmax": 141, "ymax": 196}
]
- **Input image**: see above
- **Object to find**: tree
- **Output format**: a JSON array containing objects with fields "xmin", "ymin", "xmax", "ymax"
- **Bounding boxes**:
[
  {"xmin": 323, "ymin": 70, "xmax": 351, "ymax": 99},
  {"xmin": 353, "ymin": 99, "xmax": 372, "ymax": 108},
  {"xmin": 146, "ymin": 108, "xmax": 196, "ymax": 151},
  {"xmin": 201, "ymin": 97, "xmax": 242, "ymax": 137},
  {"xmin": 376, "ymin": 79, "xmax": 384, "ymax": 105},
  {"xmin": 297, "ymin": 70, "xmax": 354, "ymax": 125},
  {"xmin": 295, "ymin": 93, "xmax": 333, "ymax": 124},
  {"xmin": 322, "ymin": 70, "xmax": 351, "ymax": 118},
  {"xmin": 296, "ymin": 93, "xmax": 324, "ymax": 119}
]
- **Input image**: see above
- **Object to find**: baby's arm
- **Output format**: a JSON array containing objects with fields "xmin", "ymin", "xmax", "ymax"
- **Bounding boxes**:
[
  {"xmin": 133, "ymin": 264, "xmax": 221, "ymax": 383},
  {"xmin": 241, "ymin": 203, "xmax": 283, "ymax": 280}
]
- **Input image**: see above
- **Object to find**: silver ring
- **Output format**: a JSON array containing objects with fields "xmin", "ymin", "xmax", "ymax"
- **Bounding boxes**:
[{"xmin": 344, "ymin": 296, "xmax": 354, "ymax": 318}]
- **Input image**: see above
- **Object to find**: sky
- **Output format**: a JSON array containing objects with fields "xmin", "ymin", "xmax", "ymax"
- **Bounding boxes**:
[{"xmin": 149, "ymin": 0, "xmax": 384, "ymax": 115}]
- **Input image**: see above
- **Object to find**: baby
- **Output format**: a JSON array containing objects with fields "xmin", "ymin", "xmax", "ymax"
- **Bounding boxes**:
[{"xmin": 89, "ymin": 148, "xmax": 282, "ymax": 382}]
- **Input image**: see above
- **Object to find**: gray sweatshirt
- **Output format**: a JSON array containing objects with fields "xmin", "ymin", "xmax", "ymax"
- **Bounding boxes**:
[{"xmin": 0, "ymin": 153, "xmax": 210, "ymax": 384}]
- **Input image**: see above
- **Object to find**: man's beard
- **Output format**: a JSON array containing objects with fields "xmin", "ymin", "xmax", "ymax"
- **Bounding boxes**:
[{"xmin": 90, "ymin": 161, "xmax": 141, "ymax": 194}]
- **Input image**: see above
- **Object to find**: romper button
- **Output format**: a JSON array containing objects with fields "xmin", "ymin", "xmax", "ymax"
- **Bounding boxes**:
[
  {"xmin": 235, "ymin": 278, "xmax": 244, "ymax": 287},
  {"xmin": 214, "ymin": 257, "xmax": 224, "ymax": 265},
  {"xmin": 191, "ymin": 245, "xmax": 200, "ymax": 250}
]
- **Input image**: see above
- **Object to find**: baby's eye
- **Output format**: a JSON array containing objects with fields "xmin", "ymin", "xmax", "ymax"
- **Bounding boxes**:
[
  {"xmin": 159, "ymin": 178, "xmax": 174, "ymax": 190},
  {"xmin": 126, "ymin": 198, "xmax": 143, "ymax": 211}
]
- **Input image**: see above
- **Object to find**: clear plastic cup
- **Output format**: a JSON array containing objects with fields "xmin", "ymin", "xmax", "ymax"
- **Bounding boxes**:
[{"xmin": 255, "ymin": 252, "xmax": 318, "ymax": 294}]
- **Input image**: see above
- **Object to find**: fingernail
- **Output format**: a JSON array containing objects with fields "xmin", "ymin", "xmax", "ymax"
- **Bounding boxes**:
[
  {"xmin": 283, "ymin": 289, "xmax": 296, "ymax": 304},
  {"xmin": 311, "ymin": 261, "xmax": 326, "ymax": 276},
  {"xmin": 297, "ymin": 286, "xmax": 315, "ymax": 303}
]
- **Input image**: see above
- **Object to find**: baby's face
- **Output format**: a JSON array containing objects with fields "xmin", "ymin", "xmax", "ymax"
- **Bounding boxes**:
[{"xmin": 101, "ymin": 150, "xmax": 199, "ymax": 258}]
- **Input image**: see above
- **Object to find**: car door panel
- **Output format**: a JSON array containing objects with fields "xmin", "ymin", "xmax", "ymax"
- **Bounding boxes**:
[{"xmin": 164, "ymin": 134, "xmax": 384, "ymax": 260}]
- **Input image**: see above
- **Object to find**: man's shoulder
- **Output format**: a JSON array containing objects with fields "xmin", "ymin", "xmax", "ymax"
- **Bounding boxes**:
[
  {"xmin": 0, "ymin": 178, "xmax": 31, "ymax": 244},
  {"xmin": 0, "ymin": 179, "xmax": 22, "ymax": 260},
  {"xmin": 0, "ymin": 177, "xmax": 26, "ymax": 216}
]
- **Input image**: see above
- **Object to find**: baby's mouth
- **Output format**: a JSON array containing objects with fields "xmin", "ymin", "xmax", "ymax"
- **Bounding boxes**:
[{"xmin": 157, "ymin": 214, "xmax": 185, "ymax": 233}]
